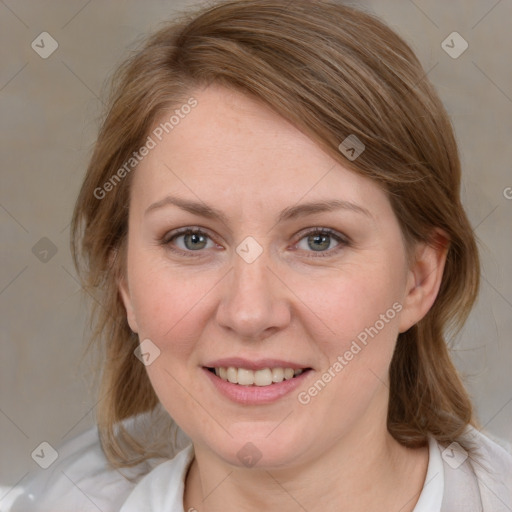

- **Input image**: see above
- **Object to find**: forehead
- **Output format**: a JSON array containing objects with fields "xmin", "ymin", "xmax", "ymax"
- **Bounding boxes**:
[{"xmin": 130, "ymin": 84, "xmax": 391, "ymax": 220}]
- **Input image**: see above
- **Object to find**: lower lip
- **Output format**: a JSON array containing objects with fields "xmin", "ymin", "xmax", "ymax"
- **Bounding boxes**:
[{"xmin": 203, "ymin": 368, "xmax": 312, "ymax": 405}]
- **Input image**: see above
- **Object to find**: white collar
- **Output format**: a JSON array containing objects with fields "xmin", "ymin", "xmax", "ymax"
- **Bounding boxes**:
[
  {"xmin": 120, "ymin": 437, "xmax": 444, "ymax": 512},
  {"xmin": 412, "ymin": 436, "xmax": 444, "ymax": 512},
  {"xmin": 120, "ymin": 443, "xmax": 194, "ymax": 512}
]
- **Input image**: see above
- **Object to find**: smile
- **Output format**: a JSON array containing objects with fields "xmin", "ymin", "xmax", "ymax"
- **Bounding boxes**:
[
  {"xmin": 203, "ymin": 363, "xmax": 312, "ymax": 405},
  {"xmin": 207, "ymin": 366, "xmax": 306, "ymax": 386}
]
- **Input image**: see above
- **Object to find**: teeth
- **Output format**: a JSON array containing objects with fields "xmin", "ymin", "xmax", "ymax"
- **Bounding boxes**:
[
  {"xmin": 237, "ymin": 368, "xmax": 254, "ymax": 386},
  {"xmin": 271, "ymin": 368, "xmax": 284, "ymax": 382},
  {"xmin": 227, "ymin": 367, "xmax": 238, "ymax": 384},
  {"xmin": 284, "ymin": 368, "xmax": 294, "ymax": 380},
  {"xmin": 254, "ymin": 368, "xmax": 272, "ymax": 386},
  {"xmin": 213, "ymin": 366, "xmax": 306, "ymax": 386}
]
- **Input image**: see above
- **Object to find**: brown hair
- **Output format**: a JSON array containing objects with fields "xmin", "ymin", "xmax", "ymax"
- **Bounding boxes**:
[{"xmin": 71, "ymin": 0, "xmax": 480, "ymax": 467}]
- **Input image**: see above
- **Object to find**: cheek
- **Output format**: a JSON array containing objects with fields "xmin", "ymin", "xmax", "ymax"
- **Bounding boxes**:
[
  {"xmin": 128, "ymin": 254, "xmax": 220, "ymax": 356},
  {"xmin": 291, "ymin": 256, "xmax": 406, "ymax": 415},
  {"xmin": 290, "ymin": 257, "xmax": 405, "ymax": 351},
  {"xmin": 292, "ymin": 272, "xmax": 402, "ymax": 434},
  {"xmin": 127, "ymin": 258, "xmax": 222, "ymax": 432}
]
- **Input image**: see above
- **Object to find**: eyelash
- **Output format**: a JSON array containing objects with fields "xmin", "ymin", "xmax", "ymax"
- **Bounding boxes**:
[{"xmin": 159, "ymin": 226, "xmax": 349, "ymax": 259}]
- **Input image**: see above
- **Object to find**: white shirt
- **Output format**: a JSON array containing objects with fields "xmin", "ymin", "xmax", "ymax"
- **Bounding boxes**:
[
  {"xmin": 118, "ymin": 436, "xmax": 444, "ymax": 512},
  {"xmin": 2, "ymin": 421, "xmax": 510, "ymax": 511}
]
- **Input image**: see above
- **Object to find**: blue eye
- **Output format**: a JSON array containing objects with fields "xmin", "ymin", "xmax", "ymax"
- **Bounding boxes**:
[
  {"xmin": 295, "ymin": 228, "xmax": 347, "ymax": 256},
  {"xmin": 162, "ymin": 228, "xmax": 215, "ymax": 255},
  {"xmin": 161, "ymin": 227, "xmax": 348, "ymax": 258}
]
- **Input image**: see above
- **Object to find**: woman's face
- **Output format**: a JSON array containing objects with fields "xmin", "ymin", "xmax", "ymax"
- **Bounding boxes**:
[{"xmin": 120, "ymin": 84, "xmax": 422, "ymax": 468}]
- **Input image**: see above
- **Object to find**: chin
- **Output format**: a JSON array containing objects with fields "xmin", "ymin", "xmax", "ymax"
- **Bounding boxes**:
[{"xmin": 201, "ymin": 426, "xmax": 313, "ymax": 470}]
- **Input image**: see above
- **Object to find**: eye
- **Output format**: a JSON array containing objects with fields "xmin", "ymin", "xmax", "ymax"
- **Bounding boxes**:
[
  {"xmin": 160, "ymin": 226, "xmax": 349, "ymax": 258},
  {"xmin": 161, "ymin": 227, "xmax": 217, "ymax": 255},
  {"xmin": 294, "ymin": 228, "xmax": 348, "ymax": 256}
]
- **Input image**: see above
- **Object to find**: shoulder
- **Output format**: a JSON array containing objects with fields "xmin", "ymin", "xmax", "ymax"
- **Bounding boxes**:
[
  {"xmin": 5, "ymin": 411, "xmax": 188, "ymax": 512},
  {"xmin": 468, "ymin": 427, "xmax": 512, "ymax": 508},
  {"xmin": 439, "ymin": 426, "xmax": 512, "ymax": 511},
  {"xmin": 5, "ymin": 425, "xmax": 137, "ymax": 511},
  {"xmin": 468, "ymin": 427, "xmax": 512, "ymax": 465}
]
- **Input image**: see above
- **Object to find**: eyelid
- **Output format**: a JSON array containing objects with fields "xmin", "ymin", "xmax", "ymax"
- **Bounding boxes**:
[
  {"xmin": 290, "ymin": 227, "xmax": 349, "ymax": 257},
  {"xmin": 293, "ymin": 226, "xmax": 349, "ymax": 244},
  {"xmin": 160, "ymin": 226, "xmax": 217, "ymax": 245},
  {"xmin": 160, "ymin": 226, "xmax": 222, "ymax": 257}
]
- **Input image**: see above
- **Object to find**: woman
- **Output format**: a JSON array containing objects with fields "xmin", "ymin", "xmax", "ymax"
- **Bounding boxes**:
[{"xmin": 8, "ymin": 0, "xmax": 511, "ymax": 510}]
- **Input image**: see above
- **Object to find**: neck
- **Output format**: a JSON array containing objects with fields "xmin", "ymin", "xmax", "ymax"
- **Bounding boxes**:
[{"xmin": 184, "ymin": 399, "xmax": 428, "ymax": 512}]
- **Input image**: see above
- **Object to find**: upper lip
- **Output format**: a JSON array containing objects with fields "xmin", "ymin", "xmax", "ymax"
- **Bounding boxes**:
[{"xmin": 203, "ymin": 358, "xmax": 310, "ymax": 371}]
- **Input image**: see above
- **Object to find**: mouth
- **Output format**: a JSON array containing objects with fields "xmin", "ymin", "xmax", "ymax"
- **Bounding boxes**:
[
  {"xmin": 202, "ymin": 358, "xmax": 313, "ymax": 404},
  {"xmin": 204, "ymin": 366, "xmax": 312, "ymax": 386}
]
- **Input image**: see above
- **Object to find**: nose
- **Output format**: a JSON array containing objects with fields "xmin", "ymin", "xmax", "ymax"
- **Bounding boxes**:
[{"xmin": 215, "ymin": 248, "xmax": 291, "ymax": 341}]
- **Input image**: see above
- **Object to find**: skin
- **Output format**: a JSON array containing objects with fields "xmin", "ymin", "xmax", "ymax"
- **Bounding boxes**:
[{"xmin": 119, "ymin": 83, "xmax": 449, "ymax": 512}]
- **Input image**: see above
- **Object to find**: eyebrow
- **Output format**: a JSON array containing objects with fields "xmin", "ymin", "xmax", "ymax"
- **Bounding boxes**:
[{"xmin": 144, "ymin": 195, "xmax": 373, "ymax": 223}]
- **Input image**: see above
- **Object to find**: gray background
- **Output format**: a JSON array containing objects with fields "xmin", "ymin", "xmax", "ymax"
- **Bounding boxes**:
[{"xmin": 1, "ymin": 0, "xmax": 511, "ymax": 492}]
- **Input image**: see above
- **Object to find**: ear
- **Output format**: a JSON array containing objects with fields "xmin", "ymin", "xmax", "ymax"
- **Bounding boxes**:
[
  {"xmin": 398, "ymin": 229, "xmax": 450, "ymax": 333},
  {"xmin": 112, "ymin": 248, "xmax": 139, "ymax": 334},
  {"xmin": 118, "ymin": 275, "xmax": 139, "ymax": 334}
]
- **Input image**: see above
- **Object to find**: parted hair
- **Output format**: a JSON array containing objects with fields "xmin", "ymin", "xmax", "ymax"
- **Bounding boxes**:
[{"xmin": 71, "ymin": 0, "xmax": 480, "ymax": 468}]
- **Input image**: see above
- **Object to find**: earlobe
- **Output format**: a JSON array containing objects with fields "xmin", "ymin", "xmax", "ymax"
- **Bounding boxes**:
[
  {"xmin": 118, "ymin": 275, "xmax": 139, "ymax": 334},
  {"xmin": 111, "ymin": 246, "xmax": 140, "ymax": 334},
  {"xmin": 398, "ymin": 229, "xmax": 450, "ymax": 333}
]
